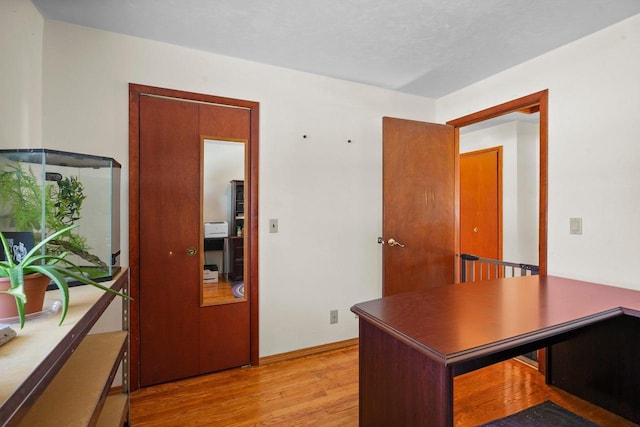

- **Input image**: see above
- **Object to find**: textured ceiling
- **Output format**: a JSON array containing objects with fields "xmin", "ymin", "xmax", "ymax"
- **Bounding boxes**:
[{"xmin": 31, "ymin": 0, "xmax": 640, "ymax": 98}]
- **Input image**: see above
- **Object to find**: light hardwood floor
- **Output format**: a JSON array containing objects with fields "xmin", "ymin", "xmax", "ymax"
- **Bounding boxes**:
[
  {"xmin": 130, "ymin": 345, "xmax": 637, "ymax": 426},
  {"xmin": 202, "ymin": 275, "xmax": 246, "ymax": 305}
]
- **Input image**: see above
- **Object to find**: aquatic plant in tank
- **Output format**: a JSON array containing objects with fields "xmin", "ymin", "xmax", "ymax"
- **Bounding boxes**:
[{"xmin": 0, "ymin": 149, "xmax": 121, "ymax": 283}]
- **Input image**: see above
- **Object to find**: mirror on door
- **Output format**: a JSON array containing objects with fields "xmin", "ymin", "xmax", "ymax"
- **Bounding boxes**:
[{"xmin": 201, "ymin": 138, "xmax": 246, "ymax": 306}]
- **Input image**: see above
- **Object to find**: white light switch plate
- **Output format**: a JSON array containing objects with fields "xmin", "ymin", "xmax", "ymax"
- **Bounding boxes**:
[{"xmin": 570, "ymin": 217, "xmax": 582, "ymax": 235}]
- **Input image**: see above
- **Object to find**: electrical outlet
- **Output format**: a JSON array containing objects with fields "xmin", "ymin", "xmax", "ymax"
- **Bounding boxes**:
[{"xmin": 330, "ymin": 309, "xmax": 338, "ymax": 324}]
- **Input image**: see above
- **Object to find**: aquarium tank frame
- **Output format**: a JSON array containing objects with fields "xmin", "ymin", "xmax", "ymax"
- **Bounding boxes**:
[{"xmin": 0, "ymin": 148, "xmax": 121, "ymax": 285}]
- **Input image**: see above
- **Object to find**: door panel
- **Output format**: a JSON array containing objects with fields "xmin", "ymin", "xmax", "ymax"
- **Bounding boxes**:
[
  {"xmin": 383, "ymin": 117, "xmax": 456, "ymax": 296},
  {"xmin": 198, "ymin": 103, "xmax": 252, "ymax": 373},
  {"xmin": 140, "ymin": 95, "xmax": 201, "ymax": 386},
  {"xmin": 199, "ymin": 303, "xmax": 251, "ymax": 372},
  {"xmin": 460, "ymin": 148, "xmax": 501, "ymax": 261},
  {"xmin": 199, "ymin": 103, "xmax": 251, "ymax": 139}
]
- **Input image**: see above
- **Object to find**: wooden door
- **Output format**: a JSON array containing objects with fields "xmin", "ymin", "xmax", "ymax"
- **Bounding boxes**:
[
  {"xmin": 382, "ymin": 117, "xmax": 456, "ymax": 296},
  {"xmin": 460, "ymin": 147, "xmax": 501, "ymax": 260},
  {"xmin": 130, "ymin": 84, "xmax": 260, "ymax": 390},
  {"xmin": 139, "ymin": 95, "xmax": 201, "ymax": 385},
  {"xmin": 138, "ymin": 96, "xmax": 253, "ymax": 387}
]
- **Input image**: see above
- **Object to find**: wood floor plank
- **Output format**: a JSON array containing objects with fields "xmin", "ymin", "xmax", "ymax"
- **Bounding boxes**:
[
  {"xmin": 130, "ymin": 345, "xmax": 637, "ymax": 426},
  {"xmin": 202, "ymin": 276, "xmax": 246, "ymax": 305}
]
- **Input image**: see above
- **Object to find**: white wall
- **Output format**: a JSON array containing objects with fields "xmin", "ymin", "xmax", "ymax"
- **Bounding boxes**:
[
  {"xmin": 36, "ymin": 17, "xmax": 437, "ymax": 356},
  {"xmin": 0, "ymin": 0, "xmax": 43, "ymax": 149},
  {"xmin": 516, "ymin": 122, "xmax": 539, "ymax": 265},
  {"xmin": 438, "ymin": 13, "xmax": 640, "ymax": 289}
]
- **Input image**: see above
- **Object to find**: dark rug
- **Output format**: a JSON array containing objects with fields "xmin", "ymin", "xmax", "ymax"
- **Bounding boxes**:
[{"xmin": 479, "ymin": 400, "xmax": 600, "ymax": 426}]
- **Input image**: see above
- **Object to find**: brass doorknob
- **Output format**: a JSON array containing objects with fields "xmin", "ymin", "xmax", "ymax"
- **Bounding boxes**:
[
  {"xmin": 387, "ymin": 238, "xmax": 406, "ymax": 248},
  {"xmin": 473, "ymin": 227, "xmax": 478, "ymax": 233},
  {"xmin": 186, "ymin": 247, "xmax": 198, "ymax": 256}
]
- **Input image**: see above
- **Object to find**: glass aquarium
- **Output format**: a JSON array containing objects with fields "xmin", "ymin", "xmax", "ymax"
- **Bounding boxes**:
[{"xmin": 0, "ymin": 149, "xmax": 121, "ymax": 284}]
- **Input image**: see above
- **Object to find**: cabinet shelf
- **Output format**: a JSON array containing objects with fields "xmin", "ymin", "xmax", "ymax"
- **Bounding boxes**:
[
  {"xmin": 18, "ymin": 332, "xmax": 127, "ymax": 426},
  {"xmin": 97, "ymin": 394, "xmax": 129, "ymax": 427},
  {"xmin": 0, "ymin": 270, "xmax": 129, "ymax": 427}
]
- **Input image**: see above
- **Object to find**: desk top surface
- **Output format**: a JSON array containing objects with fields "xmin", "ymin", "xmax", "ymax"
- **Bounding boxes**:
[{"xmin": 351, "ymin": 275, "xmax": 640, "ymax": 364}]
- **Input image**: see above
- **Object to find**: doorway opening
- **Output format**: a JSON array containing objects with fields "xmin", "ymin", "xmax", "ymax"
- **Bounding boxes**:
[{"xmin": 448, "ymin": 90, "xmax": 548, "ymax": 278}]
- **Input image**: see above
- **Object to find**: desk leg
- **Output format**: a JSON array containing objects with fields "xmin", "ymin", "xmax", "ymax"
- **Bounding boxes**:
[{"xmin": 359, "ymin": 320, "xmax": 453, "ymax": 426}]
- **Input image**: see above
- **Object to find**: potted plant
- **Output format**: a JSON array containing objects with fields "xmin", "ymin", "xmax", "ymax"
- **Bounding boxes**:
[{"xmin": 0, "ymin": 225, "xmax": 130, "ymax": 328}]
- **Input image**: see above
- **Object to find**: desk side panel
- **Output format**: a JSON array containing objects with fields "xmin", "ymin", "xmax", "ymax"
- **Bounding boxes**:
[
  {"xmin": 359, "ymin": 320, "xmax": 452, "ymax": 426},
  {"xmin": 548, "ymin": 315, "xmax": 640, "ymax": 424}
]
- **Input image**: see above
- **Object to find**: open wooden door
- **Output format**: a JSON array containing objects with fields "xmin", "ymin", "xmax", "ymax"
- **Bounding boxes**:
[{"xmin": 382, "ymin": 117, "xmax": 457, "ymax": 296}]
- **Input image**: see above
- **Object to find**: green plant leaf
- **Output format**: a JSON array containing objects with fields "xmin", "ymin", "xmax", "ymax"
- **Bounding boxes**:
[
  {"xmin": 0, "ymin": 285, "xmax": 27, "ymax": 328},
  {"xmin": 1, "ymin": 224, "xmax": 130, "ymax": 328},
  {"xmin": 0, "ymin": 231, "xmax": 16, "ymax": 269},
  {"xmin": 28, "ymin": 265, "xmax": 70, "ymax": 325}
]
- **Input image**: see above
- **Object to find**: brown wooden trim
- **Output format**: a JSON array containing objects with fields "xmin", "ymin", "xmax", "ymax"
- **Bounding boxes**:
[
  {"xmin": 128, "ymin": 83, "xmax": 260, "ymax": 391},
  {"xmin": 447, "ymin": 89, "xmax": 548, "ymax": 276},
  {"xmin": 200, "ymin": 135, "xmax": 248, "ymax": 143},
  {"xmin": 249, "ymin": 103, "xmax": 260, "ymax": 367},
  {"xmin": 538, "ymin": 91, "xmax": 549, "ymax": 276},
  {"xmin": 259, "ymin": 338, "xmax": 359, "ymax": 365},
  {"xmin": 453, "ymin": 128, "xmax": 461, "ymax": 283},
  {"xmin": 447, "ymin": 90, "xmax": 547, "ymax": 128},
  {"xmin": 128, "ymin": 85, "xmax": 141, "ymax": 392},
  {"xmin": 128, "ymin": 83, "xmax": 257, "ymax": 110},
  {"xmin": 518, "ymin": 105, "xmax": 540, "ymax": 115},
  {"xmin": 497, "ymin": 147, "xmax": 503, "ymax": 261}
]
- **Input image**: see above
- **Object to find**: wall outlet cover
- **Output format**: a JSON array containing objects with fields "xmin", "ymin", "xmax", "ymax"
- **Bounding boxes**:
[{"xmin": 330, "ymin": 309, "xmax": 338, "ymax": 324}]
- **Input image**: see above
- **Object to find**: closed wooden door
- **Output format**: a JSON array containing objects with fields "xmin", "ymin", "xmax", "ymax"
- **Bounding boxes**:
[
  {"xmin": 460, "ymin": 147, "xmax": 502, "ymax": 261},
  {"xmin": 138, "ymin": 95, "xmax": 253, "ymax": 387},
  {"xmin": 139, "ymin": 95, "xmax": 201, "ymax": 385},
  {"xmin": 382, "ymin": 117, "xmax": 456, "ymax": 296}
]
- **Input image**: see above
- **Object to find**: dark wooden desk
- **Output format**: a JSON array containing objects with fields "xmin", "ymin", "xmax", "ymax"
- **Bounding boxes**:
[{"xmin": 351, "ymin": 275, "xmax": 640, "ymax": 426}]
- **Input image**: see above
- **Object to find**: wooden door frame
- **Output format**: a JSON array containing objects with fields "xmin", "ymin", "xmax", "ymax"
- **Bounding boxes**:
[
  {"xmin": 447, "ymin": 89, "xmax": 548, "ymax": 277},
  {"xmin": 129, "ymin": 83, "xmax": 260, "ymax": 391}
]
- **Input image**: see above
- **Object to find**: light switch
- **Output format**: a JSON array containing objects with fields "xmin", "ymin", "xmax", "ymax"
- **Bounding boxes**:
[
  {"xmin": 570, "ymin": 218, "xmax": 582, "ymax": 235},
  {"xmin": 269, "ymin": 219, "xmax": 278, "ymax": 233}
]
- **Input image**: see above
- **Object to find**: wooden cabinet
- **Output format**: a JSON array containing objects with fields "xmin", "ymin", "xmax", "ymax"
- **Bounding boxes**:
[
  {"xmin": 228, "ymin": 180, "xmax": 244, "ymax": 237},
  {"xmin": 226, "ymin": 236, "xmax": 244, "ymax": 281},
  {"xmin": 0, "ymin": 269, "xmax": 129, "ymax": 426},
  {"xmin": 227, "ymin": 180, "xmax": 244, "ymax": 281}
]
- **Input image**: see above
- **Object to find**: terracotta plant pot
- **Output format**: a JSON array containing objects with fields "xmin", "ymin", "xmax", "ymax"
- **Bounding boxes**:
[{"xmin": 0, "ymin": 274, "xmax": 51, "ymax": 320}]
